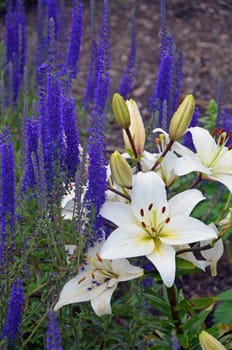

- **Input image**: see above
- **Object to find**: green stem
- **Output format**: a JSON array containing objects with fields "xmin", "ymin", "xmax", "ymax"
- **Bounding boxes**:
[
  {"xmin": 166, "ymin": 285, "xmax": 185, "ymax": 346},
  {"xmin": 125, "ymin": 128, "xmax": 142, "ymax": 171},
  {"xmin": 150, "ymin": 140, "xmax": 174, "ymax": 171},
  {"xmin": 107, "ymin": 185, "xmax": 131, "ymax": 201},
  {"xmin": 189, "ymin": 174, "xmax": 202, "ymax": 189}
]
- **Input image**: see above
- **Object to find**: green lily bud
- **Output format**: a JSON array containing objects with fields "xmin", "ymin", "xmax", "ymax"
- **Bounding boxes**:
[
  {"xmin": 199, "ymin": 331, "xmax": 226, "ymax": 350},
  {"xmin": 112, "ymin": 93, "xmax": 131, "ymax": 129},
  {"xmin": 110, "ymin": 151, "xmax": 133, "ymax": 188},
  {"xmin": 169, "ymin": 94, "xmax": 195, "ymax": 141}
]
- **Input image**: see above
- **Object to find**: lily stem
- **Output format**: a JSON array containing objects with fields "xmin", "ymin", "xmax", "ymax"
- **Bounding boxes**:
[
  {"xmin": 150, "ymin": 140, "xmax": 174, "ymax": 171},
  {"xmin": 125, "ymin": 128, "xmax": 142, "ymax": 172},
  {"xmin": 166, "ymin": 285, "xmax": 185, "ymax": 348},
  {"xmin": 189, "ymin": 174, "xmax": 202, "ymax": 189}
]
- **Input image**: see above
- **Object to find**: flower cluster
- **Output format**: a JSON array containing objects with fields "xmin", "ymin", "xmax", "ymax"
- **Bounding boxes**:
[{"xmin": 56, "ymin": 93, "xmax": 229, "ymax": 316}]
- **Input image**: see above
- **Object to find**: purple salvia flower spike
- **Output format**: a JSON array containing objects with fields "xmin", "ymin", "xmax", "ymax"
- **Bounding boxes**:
[
  {"xmin": 86, "ymin": 0, "xmax": 110, "ymax": 242},
  {"xmin": 118, "ymin": 10, "xmax": 137, "ymax": 99},
  {"xmin": 66, "ymin": 0, "xmax": 83, "ymax": 79},
  {"xmin": 2, "ymin": 278, "xmax": 25, "ymax": 346},
  {"xmin": 22, "ymin": 118, "xmax": 39, "ymax": 191},
  {"xmin": 0, "ymin": 128, "xmax": 15, "ymax": 233},
  {"xmin": 61, "ymin": 95, "xmax": 80, "ymax": 179},
  {"xmin": 83, "ymin": 0, "xmax": 98, "ymax": 109},
  {"xmin": 46, "ymin": 310, "xmax": 63, "ymax": 350}
]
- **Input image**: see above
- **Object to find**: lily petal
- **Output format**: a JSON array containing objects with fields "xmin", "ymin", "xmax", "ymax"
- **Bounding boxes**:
[
  {"xmin": 174, "ymin": 155, "xmax": 211, "ymax": 176},
  {"xmin": 131, "ymin": 172, "xmax": 168, "ymax": 220},
  {"xmin": 100, "ymin": 226, "xmax": 154, "ymax": 260},
  {"xmin": 54, "ymin": 274, "xmax": 106, "ymax": 311},
  {"xmin": 160, "ymin": 216, "xmax": 217, "ymax": 245},
  {"xmin": 100, "ymin": 202, "xmax": 137, "ymax": 227},
  {"xmin": 189, "ymin": 127, "xmax": 217, "ymax": 163},
  {"xmin": 147, "ymin": 242, "xmax": 176, "ymax": 287},
  {"xmin": 91, "ymin": 285, "xmax": 117, "ymax": 316},
  {"xmin": 210, "ymin": 173, "xmax": 232, "ymax": 192},
  {"xmin": 168, "ymin": 189, "xmax": 205, "ymax": 216},
  {"xmin": 111, "ymin": 259, "xmax": 144, "ymax": 282}
]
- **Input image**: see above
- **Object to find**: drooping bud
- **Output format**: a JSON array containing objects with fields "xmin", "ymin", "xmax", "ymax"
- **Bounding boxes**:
[
  {"xmin": 199, "ymin": 331, "xmax": 226, "ymax": 350},
  {"xmin": 112, "ymin": 93, "xmax": 131, "ymax": 129},
  {"xmin": 123, "ymin": 99, "xmax": 145, "ymax": 155},
  {"xmin": 169, "ymin": 94, "xmax": 195, "ymax": 141},
  {"xmin": 110, "ymin": 151, "xmax": 133, "ymax": 188}
]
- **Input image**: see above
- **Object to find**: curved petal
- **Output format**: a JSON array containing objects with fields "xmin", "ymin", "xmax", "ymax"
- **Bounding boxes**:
[
  {"xmin": 189, "ymin": 127, "xmax": 217, "ymax": 164},
  {"xmin": 214, "ymin": 148, "xmax": 232, "ymax": 171},
  {"xmin": 54, "ymin": 274, "xmax": 106, "ymax": 311},
  {"xmin": 131, "ymin": 172, "xmax": 168, "ymax": 220},
  {"xmin": 174, "ymin": 155, "xmax": 211, "ymax": 176},
  {"xmin": 147, "ymin": 242, "xmax": 176, "ymax": 287},
  {"xmin": 100, "ymin": 226, "xmax": 154, "ymax": 260},
  {"xmin": 111, "ymin": 259, "xmax": 144, "ymax": 282},
  {"xmin": 168, "ymin": 189, "xmax": 205, "ymax": 216},
  {"xmin": 160, "ymin": 216, "xmax": 217, "ymax": 245},
  {"xmin": 210, "ymin": 173, "xmax": 232, "ymax": 192},
  {"xmin": 91, "ymin": 285, "xmax": 117, "ymax": 316},
  {"xmin": 100, "ymin": 202, "xmax": 136, "ymax": 227}
]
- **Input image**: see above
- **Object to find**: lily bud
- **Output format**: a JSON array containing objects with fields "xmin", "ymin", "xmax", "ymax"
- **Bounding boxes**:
[
  {"xmin": 123, "ymin": 99, "xmax": 145, "ymax": 155},
  {"xmin": 199, "ymin": 331, "xmax": 226, "ymax": 350},
  {"xmin": 110, "ymin": 151, "xmax": 133, "ymax": 188},
  {"xmin": 169, "ymin": 94, "xmax": 195, "ymax": 141},
  {"xmin": 112, "ymin": 93, "xmax": 131, "ymax": 129}
]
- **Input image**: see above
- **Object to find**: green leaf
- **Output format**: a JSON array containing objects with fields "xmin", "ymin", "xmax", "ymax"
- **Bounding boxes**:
[
  {"xmin": 217, "ymin": 288, "xmax": 232, "ymax": 301},
  {"xmin": 189, "ymin": 297, "xmax": 217, "ymax": 310},
  {"xmin": 214, "ymin": 301, "xmax": 232, "ymax": 324}
]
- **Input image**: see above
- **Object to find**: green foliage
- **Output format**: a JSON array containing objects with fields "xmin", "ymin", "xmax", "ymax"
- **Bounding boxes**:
[{"xmin": 199, "ymin": 99, "xmax": 217, "ymax": 132}]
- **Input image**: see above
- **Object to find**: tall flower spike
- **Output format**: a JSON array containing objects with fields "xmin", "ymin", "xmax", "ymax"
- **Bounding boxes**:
[
  {"xmin": 46, "ymin": 310, "xmax": 63, "ymax": 350},
  {"xmin": 85, "ymin": 0, "xmax": 110, "ymax": 242},
  {"xmin": 66, "ymin": 0, "xmax": 83, "ymax": 79},
  {"xmin": 2, "ymin": 278, "xmax": 25, "ymax": 346},
  {"xmin": 0, "ymin": 128, "xmax": 15, "ymax": 233},
  {"xmin": 118, "ymin": 10, "xmax": 136, "ymax": 99},
  {"xmin": 61, "ymin": 95, "xmax": 80, "ymax": 179},
  {"xmin": 22, "ymin": 118, "xmax": 39, "ymax": 192},
  {"xmin": 83, "ymin": 0, "xmax": 98, "ymax": 109}
]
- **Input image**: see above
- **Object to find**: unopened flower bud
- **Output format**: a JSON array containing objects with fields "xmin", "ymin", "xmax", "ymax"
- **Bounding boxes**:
[
  {"xmin": 169, "ymin": 94, "xmax": 195, "ymax": 141},
  {"xmin": 110, "ymin": 151, "xmax": 133, "ymax": 188},
  {"xmin": 112, "ymin": 93, "xmax": 131, "ymax": 129},
  {"xmin": 199, "ymin": 331, "xmax": 226, "ymax": 350},
  {"xmin": 123, "ymin": 99, "xmax": 145, "ymax": 155}
]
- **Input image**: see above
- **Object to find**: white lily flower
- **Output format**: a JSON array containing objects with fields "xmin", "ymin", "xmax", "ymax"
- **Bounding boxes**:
[
  {"xmin": 176, "ymin": 244, "xmax": 209, "ymax": 271},
  {"xmin": 54, "ymin": 241, "xmax": 143, "ymax": 316},
  {"xmin": 123, "ymin": 99, "xmax": 145, "ymax": 156},
  {"xmin": 174, "ymin": 127, "xmax": 232, "ymax": 192},
  {"xmin": 100, "ymin": 172, "xmax": 217, "ymax": 287},
  {"xmin": 61, "ymin": 185, "xmax": 76, "ymax": 220},
  {"xmin": 200, "ymin": 224, "xmax": 224, "ymax": 277}
]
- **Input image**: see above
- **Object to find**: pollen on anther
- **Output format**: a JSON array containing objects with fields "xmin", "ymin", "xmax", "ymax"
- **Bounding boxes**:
[
  {"xmin": 140, "ymin": 208, "xmax": 144, "ymax": 217},
  {"xmin": 141, "ymin": 221, "xmax": 147, "ymax": 228},
  {"xmin": 162, "ymin": 206, "xmax": 166, "ymax": 213},
  {"xmin": 96, "ymin": 252, "xmax": 103, "ymax": 263},
  {"xmin": 148, "ymin": 203, "xmax": 153, "ymax": 211},
  {"xmin": 78, "ymin": 276, "xmax": 87, "ymax": 284},
  {"xmin": 165, "ymin": 217, "xmax": 170, "ymax": 224},
  {"xmin": 212, "ymin": 128, "xmax": 219, "ymax": 137}
]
